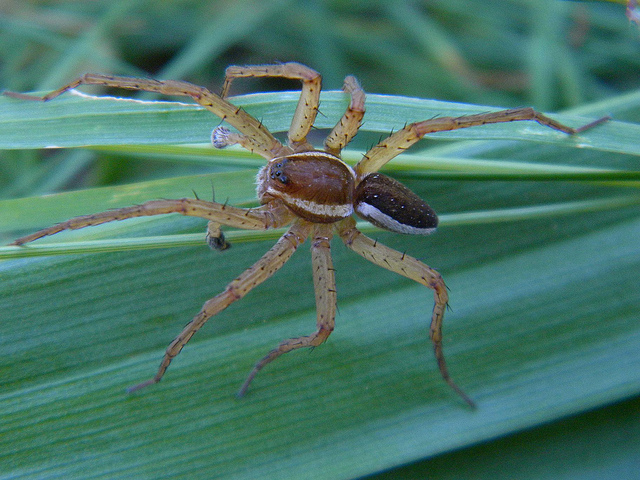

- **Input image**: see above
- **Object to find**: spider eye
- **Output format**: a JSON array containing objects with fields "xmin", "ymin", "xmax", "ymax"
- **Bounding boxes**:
[
  {"xmin": 270, "ymin": 162, "xmax": 289, "ymax": 184},
  {"xmin": 354, "ymin": 173, "xmax": 437, "ymax": 235},
  {"xmin": 275, "ymin": 171, "xmax": 289, "ymax": 184}
]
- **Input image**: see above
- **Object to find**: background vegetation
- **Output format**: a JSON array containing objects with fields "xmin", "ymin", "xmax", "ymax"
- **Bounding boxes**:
[{"xmin": 1, "ymin": 1, "xmax": 639, "ymax": 478}]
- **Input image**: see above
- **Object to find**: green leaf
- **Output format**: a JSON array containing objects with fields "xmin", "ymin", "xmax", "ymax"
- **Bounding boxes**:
[
  {"xmin": 1, "ymin": 88, "xmax": 639, "ymax": 479},
  {"xmin": 2, "ymin": 89, "xmax": 639, "ymax": 155}
]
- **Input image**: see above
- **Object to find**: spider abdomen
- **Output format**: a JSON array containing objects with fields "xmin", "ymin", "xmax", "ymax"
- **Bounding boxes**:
[
  {"xmin": 354, "ymin": 173, "xmax": 438, "ymax": 235},
  {"xmin": 259, "ymin": 151, "xmax": 355, "ymax": 223}
]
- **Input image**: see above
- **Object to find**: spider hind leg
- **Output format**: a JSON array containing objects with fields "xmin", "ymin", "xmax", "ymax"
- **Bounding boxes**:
[{"xmin": 337, "ymin": 218, "xmax": 475, "ymax": 408}]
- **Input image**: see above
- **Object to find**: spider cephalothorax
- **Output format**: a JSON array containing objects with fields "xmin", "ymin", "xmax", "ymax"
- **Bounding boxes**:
[
  {"xmin": 257, "ymin": 151, "xmax": 356, "ymax": 223},
  {"xmin": 5, "ymin": 62, "xmax": 608, "ymax": 407}
]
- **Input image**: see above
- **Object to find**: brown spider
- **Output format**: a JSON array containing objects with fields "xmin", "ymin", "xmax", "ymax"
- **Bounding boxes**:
[{"xmin": 5, "ymin": 63, "xmax": 608, "ymax": 407}]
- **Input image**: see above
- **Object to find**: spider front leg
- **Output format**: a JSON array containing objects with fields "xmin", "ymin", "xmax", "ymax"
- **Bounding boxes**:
[
  {"xmin": 3, "ymin": 74, "xmax": 282, "ymax": 160},
  {"xmin": 237, "ymin": 224, "xmax": 337, "ymax": 396},
  {"xmin": 355, "ymin": 106, "xmax": 610, "ymax": 176},
  {"xmin": 220, "ymin": 62, "xmax": 322, "ymax": 150},
  {"xmin": 337, "ymin": 218, "xmax": 475, "ymax": 408},
  {"xmin": 323, "ymin": 75, "xmax": 366, "ymax": 156},
  {"xmin": 129, "ymin": 220, "xmax": 313, "ymax": 393}
]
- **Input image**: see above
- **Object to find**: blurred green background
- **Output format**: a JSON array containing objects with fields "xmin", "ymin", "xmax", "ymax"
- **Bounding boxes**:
[{"xmin": 1, "ymin": 1, "xmax": 639, "ymax": 479}]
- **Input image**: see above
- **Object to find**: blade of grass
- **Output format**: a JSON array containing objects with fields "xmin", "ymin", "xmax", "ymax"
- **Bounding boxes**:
[
  {"xmin": 2, "ymin": 210, "xmax": 639, "ymax": 479},
  {"xmin": 1, "ymin": 87, "xmax": 639, "ymax": 480},
  {"xmin": 3, "ymin": 193, "xmax": 640, "ymax": 259},
  {"xmin": 2, "ymin": 90, "xmax": 638, "ymax": 156}
]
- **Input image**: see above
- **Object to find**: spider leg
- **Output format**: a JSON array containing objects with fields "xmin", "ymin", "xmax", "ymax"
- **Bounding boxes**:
[
  {"xmin": 337, "ymin": 218, "xmax": 475, "ymax": 407},
  {"xmin": 3, "ymin": 74, "xmax": 283, "ymax": 160},
  {"xmin": 206, "ymin": 220, "xmax": 231, "ymax": 250},
  {"xmin": 203, "ymin": 185, "xmax": 231, "ymax": 251},
  {"xmin": 324, "ymin": 75, "xmax": 366, "ymax": 156},
  {"xmin": 11, "ymin": 199, "xmax": 294, "ymax": 245},
  {"xmin": 237, "ymin": 224, "xmax": 337, "ymax": 396},
  {"xmin": 220, "ymin": 63, "xmax": 322, "ymax": 150},
  {"xmin": 128, "ymin": 220, "xmax": 313, "ymax": 392},
  {"xmin": 355, "ymin": 107, "xmax": 610, "ymax": 177}
]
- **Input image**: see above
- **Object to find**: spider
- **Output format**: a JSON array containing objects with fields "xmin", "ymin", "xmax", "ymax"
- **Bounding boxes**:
[{"xmin": 5, "ymin": 63, "xmax": 608, "ymax": 408}]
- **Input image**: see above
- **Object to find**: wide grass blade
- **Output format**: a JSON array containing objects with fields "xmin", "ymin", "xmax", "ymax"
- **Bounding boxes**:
[{"xmin": 1, "ymin": 89, "xmax": 639, "ymax": 479}]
